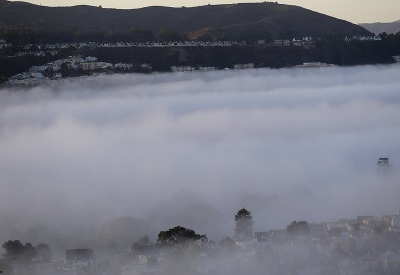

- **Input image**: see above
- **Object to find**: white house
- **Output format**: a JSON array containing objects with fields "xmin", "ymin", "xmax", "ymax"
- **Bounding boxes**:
[
  {"xmin": 234, "ymin": 63, "xmax": 254, "ymax": 70},
  {"xmin": 170, "ymin": 66, "xmax": 195, "ymax": 72},
  {"xmin": 86, "ymin": 56, "xmax": 98, "ymax": 62},
  {"xmin": 81, "ymin": 62, "xmax": 98, "ymax": 71}
]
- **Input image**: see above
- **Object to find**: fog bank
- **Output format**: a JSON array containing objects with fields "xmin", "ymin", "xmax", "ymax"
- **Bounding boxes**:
[{"xmin": 1, "ymin": 65, "xmax": 399, "ymax": 246}]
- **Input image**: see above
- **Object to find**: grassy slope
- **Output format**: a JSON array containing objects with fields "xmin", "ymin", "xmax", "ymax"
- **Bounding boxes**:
[{"xmin": 0, "ymin": 1, "xmax": 370, "ymax": 38}]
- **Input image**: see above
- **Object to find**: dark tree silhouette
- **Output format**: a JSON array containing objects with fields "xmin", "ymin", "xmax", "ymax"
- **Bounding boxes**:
[
  {"xmin": 2, "ymin": 240, "xmax": 37, "ymax": 266},
  {"xmin": 157, "ymin": 226, "xmax": 207, "ymax": 251},
  {"xmin": 286, "ymin": 221, "xmax": 311, "ymax": 237},
  {"xmin": 234, "ymin": 208, "xmax": 254, "ymax": 242},
  {"xmin": 2, "ymin": 240, "xmax": 25, "ymax": 262}
]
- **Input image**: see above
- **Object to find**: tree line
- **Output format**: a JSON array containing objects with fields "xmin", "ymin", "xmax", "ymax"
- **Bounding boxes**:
[
  {"xmin": 0, "ymin": 208, "xmax": 312, "ymax": 274},
  {"xmin": 0, "ymin": 241, "xmax": 51, "ymax": 273}
]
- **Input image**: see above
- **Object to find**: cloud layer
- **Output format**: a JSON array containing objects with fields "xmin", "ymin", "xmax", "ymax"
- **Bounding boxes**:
[{"xmin": 1, "ymin": 65, "xmax": 400, "ymax": 245}]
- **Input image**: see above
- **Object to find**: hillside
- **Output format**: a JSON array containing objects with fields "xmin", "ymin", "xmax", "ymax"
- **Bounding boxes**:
[
  {"xmin": 0, "ymin": 0, "xmax": 370, "ymax": 40},
  {"xmin": 360, "ymin": 20, "xmax": 400, "ymax": 35}
]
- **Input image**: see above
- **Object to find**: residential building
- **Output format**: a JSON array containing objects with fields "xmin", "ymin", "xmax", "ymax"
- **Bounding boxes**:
[
  {"xmin": 170, "ymin": 66, "xmax": 195, "ymax": 72},
  {"xmin": 234, "ymin": 63, "xmax": 254, "ymax": 70}
]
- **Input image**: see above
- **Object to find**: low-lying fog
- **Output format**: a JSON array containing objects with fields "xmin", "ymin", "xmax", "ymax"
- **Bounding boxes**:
[{"xmin": 0, "ymin": 65, "xmax": 399, "ymax": 248}]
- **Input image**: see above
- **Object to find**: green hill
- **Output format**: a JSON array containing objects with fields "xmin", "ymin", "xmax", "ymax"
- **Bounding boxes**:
[{"xmin": 0, "ymin": 1, "xmax": 370, "ymax": 40}]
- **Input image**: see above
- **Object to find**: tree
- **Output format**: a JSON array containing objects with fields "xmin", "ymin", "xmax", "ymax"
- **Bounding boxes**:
[
  {"xmin": 2, "ymin": 240, "xmax": 37, "ymax": 266},
  {"xmin": 286, "ymin": 221, "xmax": 310, "ymax": 237},
  {"xmin": 156, "ymin": 226, "xmax": 207, "ymax": 251},
  {"xmin": 234, "ymin": 208, "xmax": 254, "ymax": 242},
  {"xmin": 2, "ymin": 240, "xmax": 25, "ymax": 262},
  {"xmin": 379, "ymin": 32, "xmax": 388, "ymax": 40},
  {"xmin": 18, "ymin": 243, "xmax": 36, "ymax": 265}
]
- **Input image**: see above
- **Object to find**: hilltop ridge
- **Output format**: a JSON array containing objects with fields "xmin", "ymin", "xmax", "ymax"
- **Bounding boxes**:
[
  {"xmin": 360, "ymin": 20, "xmax": 400, "ymax": 35},
  {"xmin": 0, "ymin": 1, "xmax": 370, "ymax": 40}
]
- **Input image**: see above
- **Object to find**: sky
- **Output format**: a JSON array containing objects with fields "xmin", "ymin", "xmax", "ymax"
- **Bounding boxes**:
[
  {"xmin": 10, "ymin": 0, "xmax": 400, "ymax": 23},
  {"xmin": 1, "ymin": 65, "xmax": 400, "ymax": 247}
]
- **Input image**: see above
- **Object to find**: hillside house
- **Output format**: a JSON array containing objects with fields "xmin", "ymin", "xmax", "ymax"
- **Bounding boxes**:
[
  {"xmin": 273, "ymin": 39, "xmax": 290, "ymax": 46},
  {"xmin": 29, "ymin": 66, "xmax": 48, "ymax": 73},
  {"xmin": 80, "ymin": 62, "xmax": 112, "ymax": 70},
  {"xmin": 198, "ymin": 66, "xmax": 216, "ymax": 71},
  {"xmin": 30, "ymin": 72, "xmax": 45, "ymax": 79},
  {"xmin": 292, "ymin": 40, "xmax": 303, "ymax": 47},
  {"xmin": 81, "ymin": 62, "xmax": 97, "ymax": 71},
  {"xmin": 234, "ymin": 63, "xmax": 254, "ymax": 70},
  {"xmin": 53, "ymin": 73, "xmax": 62, "ymax": 79},
  {"xmin": 141, "ymin": 64, "xmax": 152, "ymax": 70},
  {"xmin": 345, "ymin": 36, "xmax": 382, "ymax": 42},
  {"xmin": 52, "ymin": 65, "xmax": 60, "ymax": 71},
  {"xmin": 170, "ymin": 66, "xmax": 195, "ymax": 72},
  {"xmin": 86, "ymin": 56, "xmax": 97, "ymax": 62},
  {"xmin": 293, "ymin": 62, "xmax": 336, "ymax": 68}
]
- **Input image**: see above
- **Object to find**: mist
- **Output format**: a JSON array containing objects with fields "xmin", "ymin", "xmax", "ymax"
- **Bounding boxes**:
[{"xmin": 1, "ymin": 65, "xmax": 400, "ymax": 248}]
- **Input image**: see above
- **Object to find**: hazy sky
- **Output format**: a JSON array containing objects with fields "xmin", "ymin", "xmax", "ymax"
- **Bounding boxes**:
[
  {"xmin": 1, "ymin": 65, "xmax": 400, "ymax": 246},
  {"xmin": 10, "ymin": 0, "xmax": 400, "ymax": 23}
]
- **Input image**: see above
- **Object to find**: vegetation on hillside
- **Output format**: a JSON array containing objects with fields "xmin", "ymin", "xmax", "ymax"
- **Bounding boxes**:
[
  {"xmin": 0, "ymin": 1, "xmax": 370, "ymax": 41},
  {"xmin": 1, "ymin": 32, "xmax": 400, "ymax": 81}
]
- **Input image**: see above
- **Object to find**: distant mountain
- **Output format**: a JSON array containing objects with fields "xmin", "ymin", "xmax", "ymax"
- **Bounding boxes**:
[
  {"xmin": 359, "ymin": 20, "xmax": 400, "ymax": 35},
  {"xmin": 0, "ymin": 0, "xmax": 370, "ymax": 40}
]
